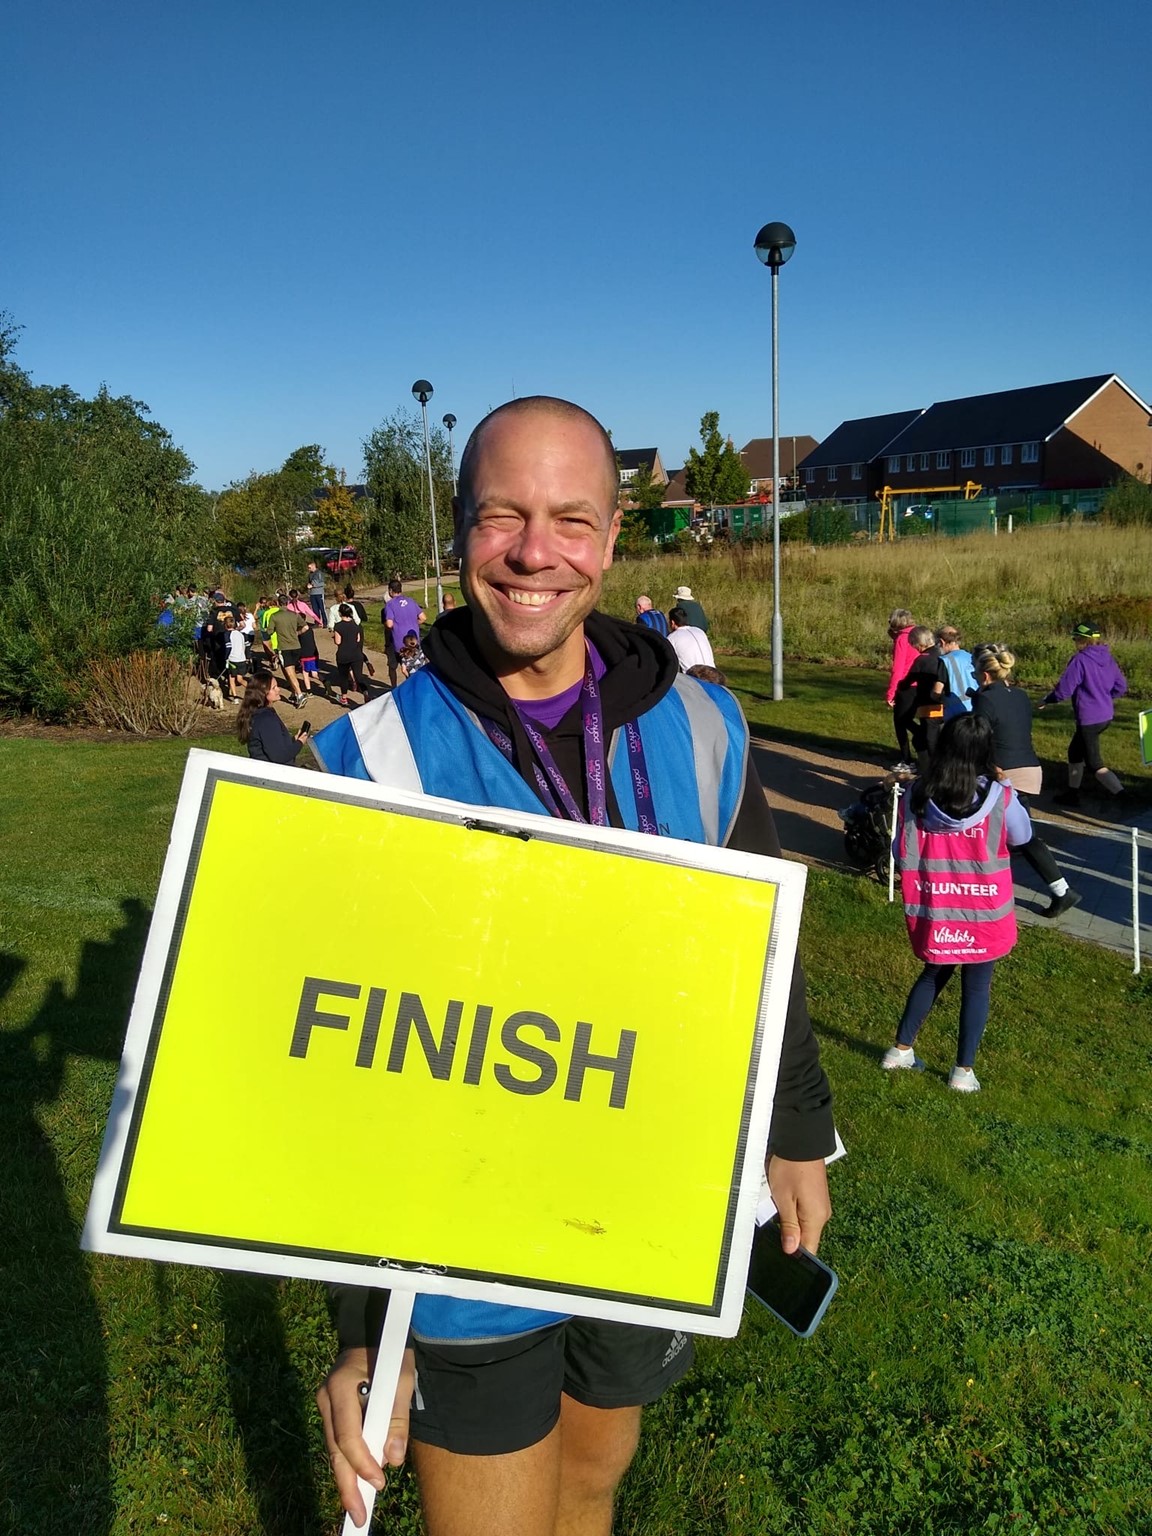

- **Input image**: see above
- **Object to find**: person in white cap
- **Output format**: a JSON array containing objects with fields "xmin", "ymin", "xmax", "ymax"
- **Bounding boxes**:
[{"xmin": 671, "ymin": 585, "xmax": 709, "ymax": 632}]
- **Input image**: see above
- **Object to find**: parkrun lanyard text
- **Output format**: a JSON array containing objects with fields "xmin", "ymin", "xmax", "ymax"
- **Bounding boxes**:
[{"xmin": 482, "ymin": 650, "xmax": 659, "ymax": 835}]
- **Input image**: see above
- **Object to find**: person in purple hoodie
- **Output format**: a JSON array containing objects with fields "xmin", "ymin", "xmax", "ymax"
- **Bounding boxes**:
[{"xmin": 1041, "ymin": 621, "xmax": 1128, "ymax": 806}]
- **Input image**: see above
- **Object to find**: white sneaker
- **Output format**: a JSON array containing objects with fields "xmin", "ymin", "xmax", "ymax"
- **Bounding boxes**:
[
  {"xmin": 948, "ymin": 1065, "xmax": 981, "ymax": 1093},
  {"xmin": 881, "ymin": 1045, "xmax": 922, "ymax": 1071}
]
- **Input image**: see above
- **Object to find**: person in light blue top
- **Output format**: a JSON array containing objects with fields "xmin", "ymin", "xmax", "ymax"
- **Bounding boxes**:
[{"xmin": 937, "ymin": 625, "xmax": 979, "ymax": 720}]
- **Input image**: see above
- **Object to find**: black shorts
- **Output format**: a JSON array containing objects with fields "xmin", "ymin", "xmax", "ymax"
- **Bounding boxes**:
[
  {"xmin": 279, "ymin": 648, "xmax": 301, "ymax": 670},
  {"xmin": 409, "ymin": 1318, "xmax": 693, "ymax": 1456},
  {"xmin": 227, "ymin": 659, "xmax": 250, "ymax": 676}
]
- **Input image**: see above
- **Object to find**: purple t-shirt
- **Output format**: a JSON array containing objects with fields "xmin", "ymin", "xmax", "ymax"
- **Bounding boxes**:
[
  {"xmin": 385, "ymin": 596, "xmax": 423, "ymax": 650},
  {"xmin": 511, "ymin": 644, "xmax": 606, "ymax": 732}
]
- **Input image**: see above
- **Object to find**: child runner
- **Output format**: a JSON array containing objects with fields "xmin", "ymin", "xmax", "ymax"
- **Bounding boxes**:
[
  {"xmin": 297, "ymin": 618, "xmax": 321, "ymax": 697},
  {"xmin": 398, "ymin": 629, "xmax": 428, "ymax": 681},
  {"xmin": 1041, "ymin": 621, "xmax": 1128, "ymax": 806},
  {"xmin": 333, "ymin": 603, "xmax": 369, "ymax": 707},
  {"xmin": 936, "ymin": 625, "xmax": 979, "ymax": 719},
  {"xmin": 883, "ymin": 714, "xmax": 1034, "ymax": 1092},
  {"xmin": 223, "ymin": 614, "xmax": 249, "ymax": 701}
]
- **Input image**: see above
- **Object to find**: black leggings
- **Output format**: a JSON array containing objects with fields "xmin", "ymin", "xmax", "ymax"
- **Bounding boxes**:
[
  {"xmin": 1013, "ymin": 792, "xmax": 1061, "ymax": 885},
  {"xmin": 1068, "ymin": 722, "xmax": 1109, "ymax": 774},
  {"xmin": 338, "ymin": 659, "xmax": 368, "ymax": 694},
  {"xmin": 893, "ymin": 698, "xmax": 917, "ymax": 760}
]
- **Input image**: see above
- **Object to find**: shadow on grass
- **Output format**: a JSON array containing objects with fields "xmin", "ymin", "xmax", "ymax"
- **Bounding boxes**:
[
  {"xmin": 218, "ymin": 1274, "xmax": 323, "ymax": 1536},
  {"xmin": 0, "ymin": 900, "xmax": 149, "ymax": 1535}
]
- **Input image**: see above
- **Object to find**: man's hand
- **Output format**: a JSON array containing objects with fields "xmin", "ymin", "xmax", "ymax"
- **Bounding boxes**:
[
  {"xmin": 767, "ymin": 1155, "xmax": 831, "ymax": 1255},
  {"xmin": 316, "ymin": 1345, "xmax": 415, "ymax": 1525}
]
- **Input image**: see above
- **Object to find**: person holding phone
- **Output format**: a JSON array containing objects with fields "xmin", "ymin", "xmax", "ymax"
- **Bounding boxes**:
[
  {"xmin": 311, "ymin": 397, "xmax": 834, "ymax": 1536},
  {"xmin": 236, "ymin": 674, "xmax": 310, "ymax": 764}
]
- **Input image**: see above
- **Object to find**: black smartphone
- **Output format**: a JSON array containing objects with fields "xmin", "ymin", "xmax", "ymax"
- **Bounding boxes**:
[
  {"xmin": 299, "ymin": 719, "xmax": 311, "ymax": 736},
  {"xmin": 744, "ymin": 1215, "xmax": 838, "ymax": 1338}
]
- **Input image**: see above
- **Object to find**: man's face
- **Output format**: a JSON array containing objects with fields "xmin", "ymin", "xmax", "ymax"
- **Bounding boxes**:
[{"xmin": 455, "ymin": 411, "xmax": 621, "ymax": 670}]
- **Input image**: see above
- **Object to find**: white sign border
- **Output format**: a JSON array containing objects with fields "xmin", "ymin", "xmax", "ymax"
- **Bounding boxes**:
[{"xmin": 83, "ymin": 748, "xmax": 806, "ymax": 1339}]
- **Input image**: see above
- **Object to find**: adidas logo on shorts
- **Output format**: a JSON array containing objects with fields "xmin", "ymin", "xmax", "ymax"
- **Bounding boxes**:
[{"xmin": 661, "ymin": 1331, "xmax": 688, "ymax": 1369}]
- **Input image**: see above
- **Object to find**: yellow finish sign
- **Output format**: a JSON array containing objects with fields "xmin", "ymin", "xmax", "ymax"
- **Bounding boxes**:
[{"xmin": 86, "ymin": 752, "xmax": 804, "ymax": 1333}]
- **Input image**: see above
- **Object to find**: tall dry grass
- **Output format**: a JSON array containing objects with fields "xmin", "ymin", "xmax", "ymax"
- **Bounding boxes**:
[
  {"xmin": 81, "ymin": 650, "xmax": 201, "ymax": 734},
  {"xmin": 602, "ymin": 522, "xmax": 1152, "ymax": 693}
]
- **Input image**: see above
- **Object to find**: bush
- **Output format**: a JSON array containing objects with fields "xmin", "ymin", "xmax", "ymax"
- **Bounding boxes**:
[
  {"xmin": 1101, "ymin": 476, "xmax": 1152, "ymax": 526},
  {"xmin": 80, "ymin": 650, "xmax": 200, "ymax": 735},
  {"xmin": 806, "ymin": 501, "xmax": 856, "ymax": 545}
]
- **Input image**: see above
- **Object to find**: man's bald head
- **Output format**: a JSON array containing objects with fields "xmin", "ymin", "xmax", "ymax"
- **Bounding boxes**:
[{"xmin": 457, "ymin": 397, "xmax": 618, "ymax": 513}]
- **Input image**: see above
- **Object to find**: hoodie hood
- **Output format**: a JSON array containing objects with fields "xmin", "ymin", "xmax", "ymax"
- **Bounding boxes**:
[
  {"xmin": 918, "ymin": 777, "xmax": 999, "ymax": 833},
  {"xmin": 421, "ymin": 608, "xmax": 679, "ymax": 735}
]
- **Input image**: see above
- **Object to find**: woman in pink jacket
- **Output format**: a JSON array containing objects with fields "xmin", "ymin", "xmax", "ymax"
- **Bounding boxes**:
[{"xmin": 885, "ymin": 608, "xmax": 918, "ymax": 766}]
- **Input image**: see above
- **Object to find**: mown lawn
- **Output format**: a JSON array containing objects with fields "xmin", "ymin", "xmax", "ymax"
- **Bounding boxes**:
[{"xmin": 1, "ymin": 726, "xmax": 1149, "ymax": 1535}]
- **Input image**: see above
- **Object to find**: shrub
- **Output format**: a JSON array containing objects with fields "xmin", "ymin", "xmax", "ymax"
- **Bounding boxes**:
[
  {"xmin": 806, "ymin": 501, "xmax": 856, "ymax": 545},
  {"xmin": 1101, "ymin": 475, "xmax": 1152, "ymax": 526},
  {"xmin": 80, "ymin": 650, "xmax": 200, "ymax": 735}
]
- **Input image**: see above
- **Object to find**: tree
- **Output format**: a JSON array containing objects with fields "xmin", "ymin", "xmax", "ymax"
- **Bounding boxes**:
[
  {"xmin": 684, "ymin": 412, "xmax": 750, "ymax": 509},
  {"xmin": 361, "ymin": 409, "xmax": 454, "ymax": 580},
  {"xmin": 0, "ymin": 317, "xmax": 204, "ymax": 717},
  {"xmin": 311, "ymin": 467, "xmax": 364, "ymax": 549},
  {"xmin": 620, "ymin": 460, "xmax": 666, "ymax": 512}
]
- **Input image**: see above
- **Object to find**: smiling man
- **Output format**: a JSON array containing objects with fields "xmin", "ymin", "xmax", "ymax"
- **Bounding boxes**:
[{"xmin": 312, "ymin": 397, "xmax": 834, "ymax": 1536}]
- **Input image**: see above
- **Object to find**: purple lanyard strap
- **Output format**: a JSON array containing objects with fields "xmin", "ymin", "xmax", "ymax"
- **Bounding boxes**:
[{"xmin": 482, "ymin": 647, "xmax": 659, "ymax": 835}]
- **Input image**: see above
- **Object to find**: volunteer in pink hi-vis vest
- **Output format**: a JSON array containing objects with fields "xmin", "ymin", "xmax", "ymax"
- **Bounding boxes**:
[{"xmin": 882, "ymin": 715, "xmax": 1035, "ymax": 1093}]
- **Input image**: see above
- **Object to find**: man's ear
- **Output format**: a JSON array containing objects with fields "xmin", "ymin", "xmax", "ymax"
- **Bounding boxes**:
[{"xmin": 602, "ymin": 508, "xmax": 623, "ymax": 570}]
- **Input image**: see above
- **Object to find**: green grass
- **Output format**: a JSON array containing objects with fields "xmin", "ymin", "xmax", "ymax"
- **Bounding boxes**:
[{"xmin": 1, "ymin": 728, "xmax": 1149, "ymax": 1535}]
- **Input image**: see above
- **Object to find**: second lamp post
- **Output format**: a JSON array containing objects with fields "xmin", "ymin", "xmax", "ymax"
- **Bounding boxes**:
[{"xmin": 753, "ymin": 221, "xmax": 796, "ymax": 702}]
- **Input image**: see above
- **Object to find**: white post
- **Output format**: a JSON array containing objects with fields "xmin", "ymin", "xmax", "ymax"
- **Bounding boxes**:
[
  {"xmin": 1007, "ymin": 512, "xmax": 1014, "ymax": 535},
  {"xmin": 888, "ymin": 782, "xmax": 900, "ymax": 903},
  {"xmin": 342, "ymin": 1289, "xmax": 417, "ymax": 1536},
  {"xmin": 1133, "ymin": 828, "xmax": 1142, "ymax": 976}
]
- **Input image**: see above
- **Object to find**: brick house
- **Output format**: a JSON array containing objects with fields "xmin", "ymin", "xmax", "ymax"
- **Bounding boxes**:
[
  {"xmin": 796, "ymin": 411, "xmax": 923, "ymax": 504},
  {"xmin": 616, "ymin": 447, "xmax": 668, "ymax": 500},
  {"xmin": 877, "ymin": 375, "xmax": 1152, "ymax": 494},
  {"xmin": 739, "ymin": 435, "xmax": 819, "ymax": 498}
]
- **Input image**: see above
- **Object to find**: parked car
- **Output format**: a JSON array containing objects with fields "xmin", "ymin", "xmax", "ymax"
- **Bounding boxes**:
[{"xmin": 325, "ymin": 546, "xmax": 360, "ymax": 574}]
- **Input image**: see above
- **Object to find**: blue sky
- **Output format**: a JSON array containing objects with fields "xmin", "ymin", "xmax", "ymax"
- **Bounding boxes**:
[{"xmin": 5, "ymin": 0, "xmax": 1150, "ymax": 489}]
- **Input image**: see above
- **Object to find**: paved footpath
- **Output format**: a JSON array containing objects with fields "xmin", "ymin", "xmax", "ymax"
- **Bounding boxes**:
[{"xmin": 751, "ymin": 734, "xmax": 1151, "ymax": 964}]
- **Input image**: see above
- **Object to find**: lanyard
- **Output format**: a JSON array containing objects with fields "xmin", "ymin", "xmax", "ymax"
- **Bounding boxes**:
[{"xmin": 482, "ymin": 647, "xmax": 659, "ymax": 835}]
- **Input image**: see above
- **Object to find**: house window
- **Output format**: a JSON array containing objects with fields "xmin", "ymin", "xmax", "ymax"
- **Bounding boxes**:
[
  {"xmin": 1021, "ymin": 441, "xmax": 1039, "ymax": 463},
  {"xmin": 1001, "ymin": 445, "xmax": 1013, "ymax": 465},
  {"xmin": 827, "ymin": 465, "xmax": 838, "ymax": 482},
  {"xmin": 984, "ymin": 446, "xmax": 996, "ymax": 467},
  {"xmin": 935, "ymin": 451, "xmax": 950, "ymax": 470},
  {"xmin": 852, "ymin": 463, "xmax": 863, "ymax": 480},
  {"xmin": 919, "ymin": 453, "xmax": 930, "ymax": 471},
  {"xmin": 804, "ymin": 468, "xmax": 815, "ymax": 485},
  {"xmin": 887, "ymin": 455, "xmax": 900, "ymax": 473},
  {"xmin": 960, "ymin": 448, "xmax": 976, "ymax": 469},
  {"xmin": 905, "ymin": 455, "xmax": 915, "ymax": 472}
]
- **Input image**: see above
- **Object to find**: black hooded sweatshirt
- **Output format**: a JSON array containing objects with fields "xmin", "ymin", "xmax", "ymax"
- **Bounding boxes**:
[{"xmin": 421, "ymin": 607, "xmax": 834, "ymax": 1163}]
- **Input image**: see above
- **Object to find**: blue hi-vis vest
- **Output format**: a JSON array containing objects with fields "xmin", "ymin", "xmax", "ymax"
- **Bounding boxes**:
[{"xmin": 311, "ymin": 665, "xmax": 749, "ymax": 1344}]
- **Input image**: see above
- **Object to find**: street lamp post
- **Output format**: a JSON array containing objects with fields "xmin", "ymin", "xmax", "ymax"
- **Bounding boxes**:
[
  {"xmin": 442, "ymin": 413, "xmax": 458, "ymax": 496},
  {"xmin": 411, "ymin": 379, "xmax": 443, "ymax": 616},
  {"xmin": 754, "ymin": 221, "xmax": 796, "ymax": 702}
]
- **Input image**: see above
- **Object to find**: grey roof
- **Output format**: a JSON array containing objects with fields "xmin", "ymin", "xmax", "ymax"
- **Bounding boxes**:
[
  {"xmin": 616, "ymin": 447, "xmax": 661, "ymax": 473},
  {"xmin": 882, "ymin": 376, "xmax": 1114, "ymax": 454},
  {"xmin": 797, "ymin": 411, "xmax": 922, "ymax": 469}
]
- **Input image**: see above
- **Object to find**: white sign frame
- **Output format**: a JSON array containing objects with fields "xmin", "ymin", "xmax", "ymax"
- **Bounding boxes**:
[{"xmin": 83, "ymin": 748, "xmax": 806, "ymax": 1340}]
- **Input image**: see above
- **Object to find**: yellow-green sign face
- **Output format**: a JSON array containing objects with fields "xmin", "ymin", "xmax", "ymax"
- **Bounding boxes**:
[{"xmin": 91, "ymin": 755, "xmax": 800, "ymax": 1330}]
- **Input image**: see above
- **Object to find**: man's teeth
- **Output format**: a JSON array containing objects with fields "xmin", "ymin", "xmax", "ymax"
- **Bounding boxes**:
[{"xmin": 507, "ymin": 590, "xmax": 558, "ymax": 607}]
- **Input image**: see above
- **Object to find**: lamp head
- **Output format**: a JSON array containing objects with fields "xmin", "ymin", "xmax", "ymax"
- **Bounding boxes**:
[
  {"xmin": 411, "ymin": 379, "xmax": 434, "ymax": 405},
  {"xmin": 442, "ymin": 413, "xmax": 457, "ymax": 431},
  {"xmin": 754, "ymin": 222, "xmax": 797, "ymax": 270}
]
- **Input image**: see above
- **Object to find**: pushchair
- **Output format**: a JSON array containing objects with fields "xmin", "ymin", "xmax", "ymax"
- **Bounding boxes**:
[{"xmin": 839, "ymin": 777, "xmax": 907, "ymax": 882}]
